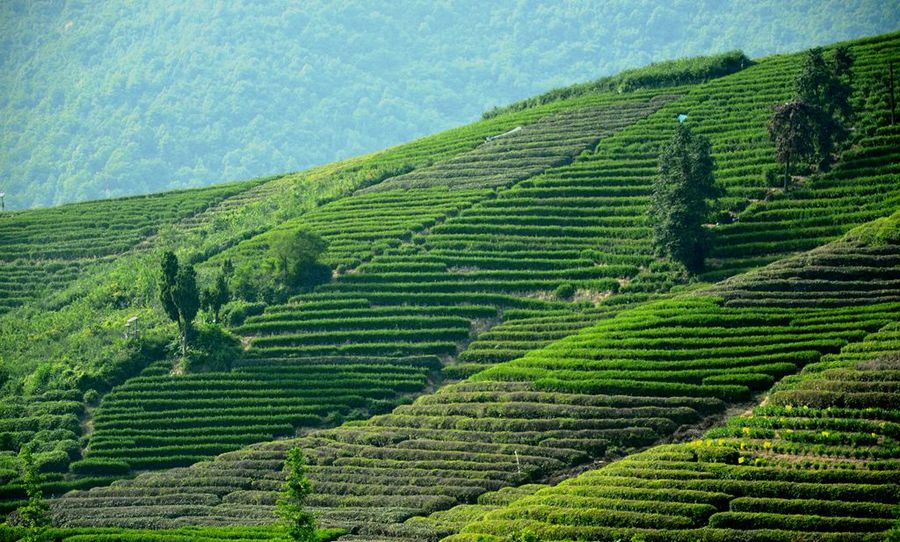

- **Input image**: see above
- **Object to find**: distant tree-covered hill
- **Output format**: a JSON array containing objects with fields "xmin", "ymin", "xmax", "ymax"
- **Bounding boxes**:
[{"xmin": 1, "ymin": 0, "xmax": 897, "ymax": 209}]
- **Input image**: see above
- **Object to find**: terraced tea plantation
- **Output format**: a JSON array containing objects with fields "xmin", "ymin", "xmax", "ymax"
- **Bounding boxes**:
[
  {"xmin": 1, "ymin": 29, "xmax": 898, "ymax": 542},
  {"xmin": 0, "ymin": 88, "xmax": 667, "ymax": 500},
  {"xmin": 0, "ymin": 180, "xmax": 265, "ymax": 313},
  {"xmin": 50, "ymin": 212, "xmax": 900, "ymax": 541},
  {"xmin": 453, "ymin": 320, "xmax": 900, "ymax": 542},
  {"xmin": 72, "ymin": 95, "xmax": 671, "ymax": 474}
]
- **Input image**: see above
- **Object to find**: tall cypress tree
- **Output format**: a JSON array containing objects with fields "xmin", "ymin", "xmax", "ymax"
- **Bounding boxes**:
[
  {"xmin": 277, "ymin": 448, "xmax": 316, "ymax": 541},
  {"xmin": 158, "ymin": 251, "xmax": 200, "ymax": 357},
  {"xmin": 650, "ymin": 122, "xmax": 721, "ymax": 273},
  {"xmin": 201, "ymin": 270, "xmax": 230, "ymax": 324},
  {"xmin": 797, "ymin": 46, "xmax": 854, "ymax": 123},
  {"xmin": 158, "ymin": 251, "xmax": 179, "ymax": 324},
  {"xmin": 173, "ymin": 264, "xmax": 200, "ymax": 355}
]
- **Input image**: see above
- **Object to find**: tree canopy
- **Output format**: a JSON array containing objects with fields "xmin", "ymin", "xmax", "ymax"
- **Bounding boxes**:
[
  {"xmin": 768, "ymin": 47, "xmax": 856, "ymax": 187},
  {"xmin": 767, "ymin": 101, "xmax": 826, "ymax": 189},
  {"xmin": 201, "ymin": 268, "xmax": 230, "ymax": 324},
  {"xmin": 17, "ymin": 447, "xmax": 50, "ymax": 539},
  {"xmin": 266, "ymin": 230, "xmax": 331, "ymax": 293},
  {"xmin": 158, "ymin": 251, "xmax": 200, "ymax": 356},
  {"xmin": 797, "ymin": 46, "xmax": 854, "ymax": 122},
  {"xmin": 277, "ymin": 448, "xmax": 316, "ymax": 542},
  {"xmin": 650, "ymin": 122, "xmax": 721, "ymax": 273}
]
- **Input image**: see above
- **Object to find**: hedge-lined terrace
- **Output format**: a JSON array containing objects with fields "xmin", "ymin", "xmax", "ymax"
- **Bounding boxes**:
[
  {"xmin": 220, "ymin": 95, "xmax": 667, "ymax": 271},
  {"xmin": 50, "ymin": 213, "xmax": 900, "ymax": 537},
  {"xmin": 0, "ymin": 180, "xmax": 262, "ymax": 313},
  {"xmin": 702, "ymin": 33, "xmax": 900, "ymax": 279},
  {"xmin": 451, "ymin": 324, "xmax": 900, "ymax": 542},
  {"xmin": 74, "ymin": 97, "xmax": 670, "ymax": 475}
]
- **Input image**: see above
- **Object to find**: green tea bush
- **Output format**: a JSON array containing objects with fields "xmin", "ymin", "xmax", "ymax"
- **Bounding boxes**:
[
  {"xmin": 182, "ymin": 324, "xmax": 242, "ymax": 372},
  {"xmin": 554, "ymin": 283, "xmax": 575, "ymax": 300},
  {"xmin": 68, "ymin": 459, "xmax": 131, "ymax": 476},
  {"xmin": 222, "ymin": 300, "xmax": 267, "ymax": 327}
]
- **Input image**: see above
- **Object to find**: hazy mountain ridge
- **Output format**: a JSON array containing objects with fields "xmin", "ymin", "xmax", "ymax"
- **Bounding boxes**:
[{"xmin": 2, "ymin": 0, "xmax": 898, "ymax": 208}]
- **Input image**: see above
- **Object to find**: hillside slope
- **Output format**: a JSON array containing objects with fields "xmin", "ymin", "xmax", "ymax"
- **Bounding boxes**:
[
  {"xmin": 0, "ymin": 84, "xmax": 680, "ymax": 519},
  {"xmin": 451, "ymin": 222, "xmax": 900, "ymax": 542},
  {"xmin": 51, "ymin": 30, "xmax": 900, "ymax": 477},
  {"xmin": 0, "ymin": 29, "xmax": 897, "ymax": 542},
  {"xmin": 1, "ymin": 84, "xmax": 633, "ymax": 385},
  {"xmin": 0, "ymin": 178, "xmax": 270, "ymax": 315},
  {"xmin": 49, "ymin": 212, "xmax": 900, "ymax": 540},
  {"xmin": 78, "ymin": 96, "xmax": 670, "ymax": 474}
]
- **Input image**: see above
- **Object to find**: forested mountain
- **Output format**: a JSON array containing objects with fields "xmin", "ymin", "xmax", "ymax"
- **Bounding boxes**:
[{"xmin": 2, "ymin": 0, "xmax": 898, "ymax": 208}]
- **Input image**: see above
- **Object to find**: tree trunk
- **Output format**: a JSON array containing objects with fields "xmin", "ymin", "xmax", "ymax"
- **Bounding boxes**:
[
  {"xmin": 783, "ymin": 157, "xmax": 790, "ymax": 191},
  {"xmin": 180, "ymin": 320, "xmax": 190, "ymax": 358}
]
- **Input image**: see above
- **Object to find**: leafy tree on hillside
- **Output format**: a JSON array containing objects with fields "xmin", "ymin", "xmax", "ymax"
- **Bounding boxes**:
[
  {"xmin": 267, "ymin": 230, "xmax": 329, "ymax": 289},
  {"xmin": 17, "ymin": 447, "xmax": 50, "ymax": 540},
  {"xmin": 277, "ymin": 447, "xmax": 316, "ymax": 542},
  {"xmin": 797, "ymin": 46, "xmax": 854, "ymax": 122},
  {"xmin": 650, "ymin": 122, "xmax": 721, "ymax": 273},
  {"xmin": 232, "ymin": 230, "xmax": 330, "ymax": 303},
  {"xmin": 767, "ymin": 101, "xmax": 826, "ymax": 189},
  {"xmin": 158, "ymin": 251, "xmax": 200, "ymax": 357},
  {"xmin": 833, "ymin": 46, "xmax": 855, "ymax": 86},
  {"xmin": 201, "ymin": 268, "xmax": 230, "ymax": 324},
  {"xmin": 769, "ymin": 47, "xmax": 856, "ymax": 183}
]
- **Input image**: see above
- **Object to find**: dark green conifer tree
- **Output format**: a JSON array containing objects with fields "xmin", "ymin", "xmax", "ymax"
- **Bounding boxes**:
[
  {"xmin": 158, "ymin": 251, "xmax": 200, "ymax": 356},
  {"xmin": 650, "ymin": 122, "xmax": 721, "ymax": 273},
  {"xmin": 786, "ymin": 46, "xmax": 855, "ymax": 171},
  {"xmin": 277, "ymin": 448, "xmax": 316, "ymax": 542}
]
